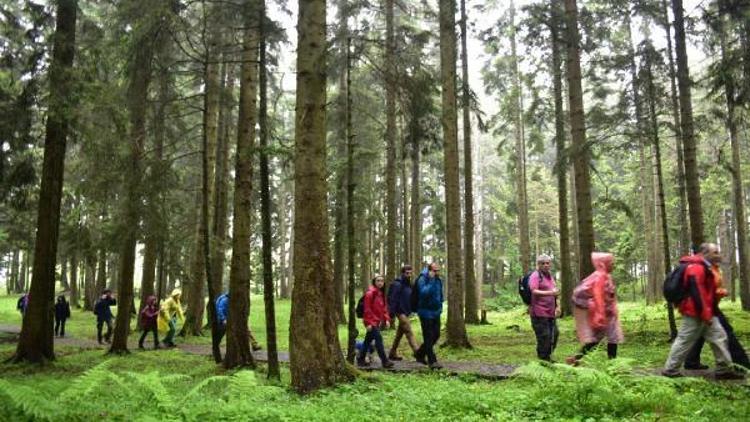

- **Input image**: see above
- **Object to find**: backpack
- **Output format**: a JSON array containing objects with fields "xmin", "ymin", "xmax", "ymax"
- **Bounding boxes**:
[
  {"xmin": 663, "ymin": 263, "xmax": 689, "ymax": 303},
  {"xmin": 410, "ymin": 276, "xmax": 422, "ymax": 311},
  {"xmin": 518, "ymin": 271, "xmax": 538, "ymax": 305},
  {"xmin": 16, "ymin": 295, "xmax": 26, "ymax": 311},
  {"xmin": 355, "ymin": 295, "xmax": 365, "ymax": 318}
]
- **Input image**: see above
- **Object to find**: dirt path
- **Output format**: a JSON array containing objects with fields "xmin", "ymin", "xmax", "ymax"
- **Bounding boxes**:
[{"xmin": 1, "ymin": 324, "xmax": 743, "ymax": 382}]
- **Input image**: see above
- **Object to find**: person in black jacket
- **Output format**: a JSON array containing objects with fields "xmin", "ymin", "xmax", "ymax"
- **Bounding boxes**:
[
  {"xmin": 54, "ymin": 295, "xmax": 71, "ymax": 337},
  {"xmin": 388, "ymin": 265, "xmax": 418, "ymax": 361},
  {"xmin": 94, "ymin": 290, "xmax": 117, "ymax": 344}
]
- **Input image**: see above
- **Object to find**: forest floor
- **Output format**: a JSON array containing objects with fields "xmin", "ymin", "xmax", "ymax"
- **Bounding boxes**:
[{"xmin": 1, "ymin": 292, "xmax": 749, "ymax": 420}]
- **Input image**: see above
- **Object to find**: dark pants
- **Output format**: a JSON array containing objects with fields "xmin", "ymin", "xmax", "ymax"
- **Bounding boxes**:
[
  {"xmin": 415, "ymin": 317, "xmax": 441, "ymax": 365},
  {"xmin": 54, "ymin": 318, "xmax": 67, "ymax": 337},
  {"xmin": 359, "ymin": 327, "xmax": 387, "ymax": 364},
  {"xmin": 685, "ymin": 309, "xmax": 749, "ymax": 369},
  {"xmin": 576, "ymin": 342, "xmax": 618, "ymax": 359},
  {"xmin": 530, "ymin": 316, "xmax": 559, "ymax": 361},
  {"xmin": 97, "ymin": 319, "xmax": 113, "ymax": 343},
  {"xmin": 138, "ymin": 326, "xmax": 159, "ymax": 348}
]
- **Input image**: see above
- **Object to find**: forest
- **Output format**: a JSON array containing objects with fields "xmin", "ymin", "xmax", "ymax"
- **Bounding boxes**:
[{"xmin": 0, "ymin": 0, "xmax": 749, "ymax": 420}]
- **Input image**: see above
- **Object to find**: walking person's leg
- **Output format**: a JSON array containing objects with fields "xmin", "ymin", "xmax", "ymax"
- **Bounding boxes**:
[
  {"xmin": 152, "ymin": 327, "xmax": 160, "ymax": 348},
  {"xmin": 54, "ymin": 318, "xmax": 60, "ymax": 336},
  {"xmin": 425, "ymin": 318, "xmax": 440, "ymax": 366},
  {"xmin": 359, "ymin": 329, "xmax": 376, "ymax": 366},
  {"xmin": 97, "ymin": 320, "xmax": 104, "ymax": 344},
  {"xmin": 663, "ymin": 316, "xmax": 705, "ymax": 376},
  {"xmin": 104, "ymin": 320, "xmax": 113, "ymax": 343},
  {"xmin": 389, "ymin": 317, "xmax": 405, "ymax": 359},
  {"xmin": 138, "ymin": 329, "xmax": 149, "ymax": 349},
  {"xmin": 531, "ymin": 316, "xmax": 552, "ymax": 361},
  {"xmin": 703, "ymin": 316, "xmax": 734, "ymax": 376},
  {"xmin": 684, "ymin": 337, "xmax": 705, "ymax": 369},
  {"xmin": 60, "ymin": 319, "xmax": 66, "ymax": 337},
  {"xmin": 607, "ymin": 343, "xmax": 618, "ymax": 359},
  {"xmin": 371, "ymin": 328, "xmax": 392, "ymax": 367},
  {"xmin": 551, "ymin": 319, "xmax": 559, "ymax": 356},
  {"xmin": 415, "ymin": 317, "xmax": 429, "ymax": 364}
]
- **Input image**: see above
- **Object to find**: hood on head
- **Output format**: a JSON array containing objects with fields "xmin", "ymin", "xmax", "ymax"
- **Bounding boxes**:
[
  {"xmin": 146, "ymin": 295, "xmax": 157, "ymax": 305},
  {"xmin": 591, "ymin": 252, "xmax": 614, "ymax": 273},
  {"xmin": 170, "ymin": 289, "xmax": 182, "ymax": 299}
]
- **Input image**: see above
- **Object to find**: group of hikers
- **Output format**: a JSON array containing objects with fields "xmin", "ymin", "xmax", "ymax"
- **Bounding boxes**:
[
  {"xmin": 14, "ymin": 241, "xmax": 749, "ymax": 379},
  {"xmin": 356, "ymin": 263, "xmax": 445, "ymax": 369},
  {"xmin": 525, "ymin": 243, "xmax": 748, "ymax": 379}
]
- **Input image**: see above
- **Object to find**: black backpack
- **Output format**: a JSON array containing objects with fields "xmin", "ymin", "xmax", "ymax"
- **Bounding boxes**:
[
  {"xmin": 663, "ymin": 263, "xmax": 689, "ymax": 303},
  {"xmin": 518, "ymin": 271, "xmax": 538, "ymax": 305},
  {"xmin": 355, "ymin": 295, "xmax": 365, "ymax": 318}
]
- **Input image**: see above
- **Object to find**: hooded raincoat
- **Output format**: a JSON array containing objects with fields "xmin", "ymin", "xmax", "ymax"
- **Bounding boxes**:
[
  {"xmin": 158, "ymin": 289, "xmax": 184, "ymax": 333},
  {"xmin": 572, "ymin": 252, "xmax": 624, "ymax": 345}
]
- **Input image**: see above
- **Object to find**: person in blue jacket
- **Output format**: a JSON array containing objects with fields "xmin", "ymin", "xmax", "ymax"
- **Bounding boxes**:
[
  {"xmin": 413, "ymin": 262, "xmax": 443, "ymax": 369},
  {"xmin": 388, "ymin": 265, "xmax": 418, "ymax": 360},
  {"xmin": 214, "ymin": 292, "xmax": 262, "ymax": 351}
]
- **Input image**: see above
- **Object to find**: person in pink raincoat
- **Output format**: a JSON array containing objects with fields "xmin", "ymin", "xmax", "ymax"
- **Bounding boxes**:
[{"xmin": 566, "ymin": 252, "xmax": 624, "ymax": 365}]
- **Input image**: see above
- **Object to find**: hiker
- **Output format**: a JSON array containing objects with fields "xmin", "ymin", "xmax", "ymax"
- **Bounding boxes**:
[
  {"xmin": 413, "ymin": 262, "xmax": 444, "ymax": 370},
  {"xmin": 138, "ymin": 295, "xmax": 160, "ymax": 350},
  {"xmin": 54, "ymin": 295, "xmax": 71, "ymax": 337},
  {"xmin": 357, "ymin": 275, "xmax": 393, "ymax": 368},
  {"xmin": 214, "ymin": 292, "xmax": 262, "ymax": 351},
  {"xmin": 662, "ymin": 243, "xmax": 744, "ymax": 379},
  {"xmin": 16, "ymin": 293, "xmax": 29, "ymax": 315},
  {"xmin": 528, "ymin": 254, "xmax": 560, "ymax": 362},
  {"xmin": 158, "ymin": 289, "xmax": 184, "ymax": 348},
  {"xmin": 387, "ymin": 265, "xmax": 419, "ymax": 361},
  {"xmin": 566, "ymin": 252, "xmax": 623, "ymax": 365},
  {"xmin": 683, "ymin": 247, "xmax": 750, "ymax": 370},
  {"xmin": 94, "ymin": 289, "xmax": 117, "ymax": 344}
]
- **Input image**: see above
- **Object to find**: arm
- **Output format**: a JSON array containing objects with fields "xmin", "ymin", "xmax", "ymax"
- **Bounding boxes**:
[{"xmin": 530, "ymin": 272, "xmax": 557, "ymax": 296}]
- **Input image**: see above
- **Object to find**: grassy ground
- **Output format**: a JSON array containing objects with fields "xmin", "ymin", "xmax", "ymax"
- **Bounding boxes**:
[{"xmin": 1, "ymin": 292, "xmax": 749, "ymax": 420}]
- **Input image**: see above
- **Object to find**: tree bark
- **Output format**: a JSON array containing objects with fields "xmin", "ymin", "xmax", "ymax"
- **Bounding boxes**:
[
  {"xmin": 511, "ymin": 0, "xmax": 531, "ymax": 275},
  {"xmin": 384, "ymin": 0, "xmax": 397, "ymax": 286},
  {"xmin": 671, "ymin": 0, "xmax": 704, "ymax": 247},
  {"xmin": 439, "ymin": 0, "xmax": 470, "ymax": 348},
  {"xmin": 644, "ymin": 41, "xmax": 677, "ymax": 338},
  {"xmin": 259, "ymin": 0, "xmax": 280, "ymax": 379},
  {"xmin": 289, "ymin": 0, "xmax": 352, "ymax": 393},
  {"xmin": 661, "ymin": 0, "xmax": 690, "ymax": 256},
  {"xmin": 110, "ymin": 2, "xmax": 155, "ymax": 353},
  {"xmin": 70, "ymin": 253, "xmax": 79, "ymax": 308},
  {"xmin": 461, "ymin": 0, "xmax": 478, "ymax": 324},
  {"xmin": 13, "ymin": 0, "xmax": 77, "ymax": 363},
  {"xmin": 564, "ymin": 0, "xmax": 595, "ymax": 277},
  {"xmin": 344, "ymin": 36, "xmax": 359, "ymax": 364},
  {"xmin": 551, "ymin": 0, "xmax": 572, "ymax": 316},
  {"xmin": 224, "ymin": 5, "xmax": 258, "ymax": 369}
]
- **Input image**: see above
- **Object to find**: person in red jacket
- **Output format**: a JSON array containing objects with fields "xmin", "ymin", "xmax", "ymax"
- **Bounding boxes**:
[
  {"xmin": 357, "ymin": 275, "xmax": 394, "ymax": 368},
  {"xmin": 662, "ymin": 243, "xmax": 743, "ymax": 379}
]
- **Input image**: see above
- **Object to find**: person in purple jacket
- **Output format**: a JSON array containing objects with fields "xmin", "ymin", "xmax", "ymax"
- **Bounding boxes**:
[{"xmin": 528, "ymin": 254, "xmax": 560, "ymax": 362}]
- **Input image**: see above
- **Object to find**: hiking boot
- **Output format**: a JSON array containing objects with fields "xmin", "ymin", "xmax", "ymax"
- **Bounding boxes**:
[
  {"xmin": 252, "ymin": 344, "xmax": 263, "ymax": 352},
  {"xmin": 357, "ymin": 360, "xmax": 370, "ymax": 367},
  {"xmin": 388, "ymin": 354, "xmax": 403, "ymax": 361},
  {"xmin": 565, "ymin": 356, "xmax": 579, "ymax": 366},
  {"xmin": 414, "ymin": 353, "xmax": 427, "ymax": 365},
  {"xmin": 429, "ymin": 362, "xmax": 443, "ymax": 370},
  {"xmin": 382, "ymin": 360, "xmax": 394, "ymax": 369},
  {"xmin": 714, "ymin": 371, "xmax": 745, "ymax": 381},
  {"xmin": 684, "ymin": 363, "xmax": 709, "ymax": 370},
  {"xmin": 661, "ymin": 369, "xmax": 683, "ymax": 378}
]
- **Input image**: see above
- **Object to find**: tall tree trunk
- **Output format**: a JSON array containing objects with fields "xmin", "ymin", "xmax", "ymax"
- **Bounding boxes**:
[
  {"xmin": 279, "ymin": 179, "xmax": 291, "ymax": 299},
  {"xmin": 224, "ymin": 7, "xmax": 258, "ymax": 369},
  {"xmin": 110, "ymin": 3, "xmax": 155, "ymax": 353},
  {"xmin": 461, "ymin": 0, "xmax": 478, "ymax": 324},
  {"xmin": 184, "ymin": 18, "xmax": 221, "ymax": 337},
  {"xmin": 661, "ymin": 0, "xmax": 690, "ymax": 256},
  {"xmin": 644, "ymin": 43, "xmax": 677, "ymax": 338},
  {"xmin": 210, "ymin": 60, "xmax": 233, "ymax": 305},
  {"xmin": 551, "ymin": 0, "xmax": 572, "ymax": 316},
  {"xmin": 672, "ymin": 0, "xmax": 704, "ymax": 247},
  {"xmin": 410, "ymin": 137, "xmax": 421, "ymax": 270},
  {"xmin": 13, "ymin": 0, "xmax": 77, "ymax": 363},
  {"xmin": 564, "ymin": 0, "xmax": 595, "ymax": 277},
  {"xmin": 439, "ymin": 0, "xmax": 470, "ymax": 348},
  {"xmin": 59, "ymin": 256, "xmax": 68, "ymax": 290},
  {"xmin": 384, "ymin": 0, "xmax": 397, "ymax": 286},
  {"xmin": 95, "ymin": 249, "xmax": 106, "ymax": 300},
  {"xmin": 70, "ymin": 253, "xmax": 79, "ymax": 308},
  {"xmin": 344, "ymin": 36, "xmax": 359, "ymax": 364},
  {"xmin": 331, "ymin": 34, "xmax": 347, "ymax": 322},
  {"xmin": 289, "ymin": 0, "xmax": 352, "ymax": 393},
  {"xmin": 511, "ymin": 0, "xmax": 531, "ymax": 275},
  {"xmin": 17, "ymin": 250, "xmax": 29, "ymax": 293},
  {"xmin": 259, "ymin": 0, "xmax": 280, "ymax": 379},
  {"xmin": 717, "ymin": 6, "xmax": 750, "ymax": 310}
]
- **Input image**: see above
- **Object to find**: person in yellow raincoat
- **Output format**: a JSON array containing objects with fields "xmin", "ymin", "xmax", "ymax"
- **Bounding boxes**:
[{"xmin": 158, "ymin": 289, "xmax": 184, "ymax": 347}]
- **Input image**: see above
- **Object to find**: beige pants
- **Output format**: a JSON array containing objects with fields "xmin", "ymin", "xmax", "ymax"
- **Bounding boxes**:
[
  {"xmin": 390, "ymin": 314, "xmax": 419, "ymax": 356},
  {"xmin": 664, "ymin": 316, "xmax": 732, "ymax": 372}
]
